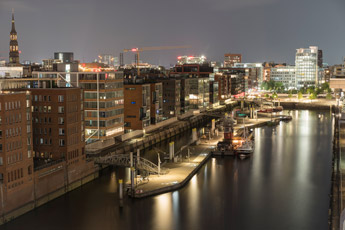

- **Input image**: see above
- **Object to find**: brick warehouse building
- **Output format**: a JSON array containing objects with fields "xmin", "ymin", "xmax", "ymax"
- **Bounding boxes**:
[
  {"xmin": 0, "ymin": 89, "xmax": 96, "ymax": 222},
  {"xmin": 30, "ymin": 88, "xmax": 85, "ymax": 168},
  {"xmin": 0, "ymin": 91, "xmax": 34, "ymax": 215}
]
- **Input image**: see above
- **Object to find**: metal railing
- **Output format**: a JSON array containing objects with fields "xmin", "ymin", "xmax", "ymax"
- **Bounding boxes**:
[{"xmin": 94, "ymin": 154, "xmax": 168, "ymax": 175}]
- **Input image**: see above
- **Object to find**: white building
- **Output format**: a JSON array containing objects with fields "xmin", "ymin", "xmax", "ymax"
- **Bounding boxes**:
[
  {"xmin": 295, "ymin": 46, "xmax": 319, "ymax": 89},
  {"xmin": 177, "ymin": 56, "xmax": 206, "ymax": 65},
  {"xmin": 270, "ymin": 65, "xmax": 296, "ymax": 90},
  {"xmin": 0, "ymin": 66, "xmax": 23, "ymax": 78},
  {"xmin": 233, "ymin": 63, "xmax": 264, "ymax": 90}
]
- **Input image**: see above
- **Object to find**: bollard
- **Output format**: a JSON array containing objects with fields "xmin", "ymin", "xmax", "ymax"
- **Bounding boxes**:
[
  {"xmin": 169, "ymin": 141, "xmax": 175, "ymax": 161},
  {"xmin": 211, "ymin": 119, "xmax": 215, "ymax": 134},
  {"xmin": 119, "ymin": 179, "xmax": 123, "ymax": 207},
  {"xmin": 131, "ymin": 167, "xmax": 135, "ymax": 197},
  {"xmin": 192, "ymin": 128, "xmax": 197, "ymax": 143}
]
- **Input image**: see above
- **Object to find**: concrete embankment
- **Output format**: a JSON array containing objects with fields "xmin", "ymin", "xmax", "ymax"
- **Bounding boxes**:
[
  {"xmin": 130, "ymin": 117, "xmax": 280, "ymax": 198},
  {"xmin": 280, "ymin": 101, "xmax": 334, "ymax": 111},
  {"xmin": 96, "ymin": 115, "xmax": 214, "ymax": 157},
  {"xmin": 132, "ymin": 137, "xmax": 219, "ymax": 198}
]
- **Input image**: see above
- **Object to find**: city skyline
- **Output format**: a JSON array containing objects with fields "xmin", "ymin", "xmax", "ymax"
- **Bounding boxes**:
[{"xmin": 0, "ymin": 0, "xmax": 345, "ymax": 66}]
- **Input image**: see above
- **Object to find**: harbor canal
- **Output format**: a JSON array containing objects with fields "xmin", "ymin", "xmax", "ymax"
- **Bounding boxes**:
[{"xmin": 0, "ymin": 110, "xmax": 333, "ymax": 230}]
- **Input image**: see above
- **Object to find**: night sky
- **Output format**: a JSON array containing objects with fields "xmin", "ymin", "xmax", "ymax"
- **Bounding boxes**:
[{"xmin": 0, "ymin": 0, "xmax": 345, "ymax": 66}]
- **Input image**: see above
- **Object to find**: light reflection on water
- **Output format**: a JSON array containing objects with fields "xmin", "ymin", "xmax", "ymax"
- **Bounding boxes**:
[{"xmin": 0, "ymin": 110, "xmax": 333, "ymax": 230}]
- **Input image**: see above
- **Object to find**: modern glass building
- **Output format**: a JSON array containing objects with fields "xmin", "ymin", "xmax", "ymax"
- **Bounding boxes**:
[
  {"xmin": 78, "ymin": 72, "xmax": 124, "ymax": 141},
  {"xmin": 270, "ymin": 66, "xmax": 296, "ymax": 90},
  {"xmin": 295, "ymin": 46, "xmax": 319, "ymax": 89}
]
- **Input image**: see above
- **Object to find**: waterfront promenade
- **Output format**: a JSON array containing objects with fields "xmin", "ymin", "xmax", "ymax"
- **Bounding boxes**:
[{"xmin": 130, "ymin": 117, "xmax": 274, "ymax": 198}]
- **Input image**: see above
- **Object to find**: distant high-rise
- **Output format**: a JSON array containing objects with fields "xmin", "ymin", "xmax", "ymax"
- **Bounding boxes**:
[
  {"xmin": 98, "ymin": 54, "xmax": 117, "ymax": 67},
  {"xmin": 224, "ymin": 54, "xmax": 242, "ymax": 67},
  {"xmin": 54, "ymin": 52, "xmax": 74, "ymax": 63},
  {"xmin": 9, "ymin": 9, "xmax": 20, "ymax": 66},
  {"xmin": 295, "ymin": 46, "xmax": 319, "ymax": 89}
]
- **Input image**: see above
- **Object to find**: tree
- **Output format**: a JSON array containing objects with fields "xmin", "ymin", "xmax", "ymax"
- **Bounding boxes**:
[
  {"xmin": 315, "ymin": 87, "xmax": 322, "ymax": 95},
  {"xmin": 267, "ymin": 80, "xmax": 275, "ymax": 91},
  {"xmin": 291, "ymin": 89, "xmax": 298, "ymax": 94},
  {"xmin": 275, "ymin": 82, "xmax": 284, "ymax": 93},
  {"xmin": 326, "ymin": 93, "xmax": 332, "ymax": 100},
  {"xmin": 309, "ymin": 93, "xmax": 317, "ymax": 100},
  {"xmin": 288, "ymin": 91, "xmax": 293, "ymax": 99},
  {"xmin": 307, "ymin": 88, "xmax": 314, "ymax": 95},
  {"xmin": 261, "ymin": 81, "xmax": 268, "ymax": 90},
  {"xmin": 298, "ymin": 92, "xmax": 303, "ymax": 100},
  {"xmin": 321, "ymin": 82, "xmax": 330, "ymax": 92}
]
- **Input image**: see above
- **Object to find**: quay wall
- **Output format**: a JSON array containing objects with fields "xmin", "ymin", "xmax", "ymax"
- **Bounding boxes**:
[
  {"xmin": 100, "ymin": 114, "xmax": 213, "ymax": 157},
  {"xmin": 0, "ymin": 160, "xmax": 99, "ymax": 225},
  {"xmin": 280, "ymin": 102, "xmax": 334, "ymax": 111}
]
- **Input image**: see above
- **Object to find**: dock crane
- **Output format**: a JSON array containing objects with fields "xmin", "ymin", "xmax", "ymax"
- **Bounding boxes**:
[{"xmin": 123, "ymin": 45, "xmax": 190, "ymax": 76}]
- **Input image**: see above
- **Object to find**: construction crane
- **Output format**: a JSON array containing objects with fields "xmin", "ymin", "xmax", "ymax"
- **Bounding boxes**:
[{"xmin": 123, "ymin": 45, "xmax": 190, "ymax": 76}]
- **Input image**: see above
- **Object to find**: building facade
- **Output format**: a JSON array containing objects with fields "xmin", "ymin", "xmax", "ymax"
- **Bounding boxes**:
[
  {"xmin": 224, "ymin": 54, "xmax": 242, "ymax": 67},
  {"xmin": 270, "ymin": 65, "xmax": 296, "ymax": 90},
  {"xmin": 295, "ymin": 46, "xmax": 319, "ymax": 89},
  {"xmin": 161, "ymin": 78, "xmax": 181, "ymax": 119},
  {"xmin": 78, "ymin": 72, "xmax": 124, "ymax": 141},
  {"xmin": 171, "ymin": 61, "xmax": 213, "ymax": 111},
  {"xmin": 150, "ymin": 82, "xmax": 163, "ymax": 124},
  {"xmin": 124, "ymin": 81, "xmax": 151, "ymax": 132},
  {"xmin": 215, "ymin": 73, "xmax": 231, "ymax": 103},
  {"xmin": 54, "ymin": 52, "xmax": 74, "ymax": 63},
  {"xmin": 0, "ymin": 92, "xmax": 34, "ymax": 214},
  {"xmin": 233, "ymin": 63, "xmax": 263, "ymax": 90},
  {"xmin": 30, "ymin": 88, "xmax": 85, "ymax": 167}
]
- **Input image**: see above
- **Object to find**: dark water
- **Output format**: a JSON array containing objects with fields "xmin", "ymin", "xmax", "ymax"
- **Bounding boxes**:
[{"xmin": 1, "ymin": 110, "xmax": 333, "ymax": 230}]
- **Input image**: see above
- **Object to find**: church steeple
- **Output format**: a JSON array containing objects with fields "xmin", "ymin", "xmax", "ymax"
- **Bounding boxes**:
[
  {"xmin": 9, "ymin": 8, "xmax": 20, "ymax": 66},
  {"xmin": 11, "ymin": 8, "xmax": 16, "ymax": 32}
]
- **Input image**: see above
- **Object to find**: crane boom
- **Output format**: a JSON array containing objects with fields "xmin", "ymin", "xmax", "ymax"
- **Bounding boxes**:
[{"xmin": 123, "ymin": 45, "xmax": 190, "ymax": 53}]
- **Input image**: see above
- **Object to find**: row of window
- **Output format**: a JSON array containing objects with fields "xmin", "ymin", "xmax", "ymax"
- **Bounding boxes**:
[
  {"xmin": 81, "ymin": 82, "xmax": 123, "ymax": 90},
  {"xmin": 33, "ymin": 95, "xmax": 51, "ymax": 102},
  {"xmin": 4, "ymin": 113, "xmax": 22, "ymax": 125},
  {"xmin": 84, "ymin": 100, "xmax": 124, "ymax": 109},
  {"xmin": 85, "ymin": 108, "xmax": 124, "ymax": 118},
  {"xmin": 0, "ymin": 127, "xmax": 23, "ymax": 139},
  {"xmin": 86, "ymin": 117, "xmax": 124, "ymax": 127},
  {"xmin": 34, "ymin": 128, "xmax": 52, "ymax": 135},
  {"xmin": 7, "ymin": 152, "xmax": 23, "ymax": 165},
  {"xmin": 35, "ymin": 138, "xmax": 53, "ymax": 145},
  {"xmin": 7, "ymin": 168, "xmax": 24, "ymax": 183},
  {"xmin": 35, "ymin": 151, "xmax": 53, "ymax": 159},
  {"xmin": 68, "ymin": 149, "xmax": 80, "ymax": 160},
  {"xmin": 84, "ymin": 91, "xmax": 124, "ymax": 100},
  {"xmin": 34, "ymin": 137, "xmax": 81, "ymax": 147},
  {"xmin": 9, "ymin": 46, "xmax": 18, "ymax": 52},
  {"xmin": 1, "ymin": 101, "xmax": 22, "ymax": 111},
  {"xmin": 32, "ymin": 106, "xmax": 52, "ymax": 113},
  {"xmin": 34, "ymin": 93, "xmax": 78, "ymax": 103},
  {"xmin": 0, "ymin": 140, "xmax": 23, "ymax": 152}
]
